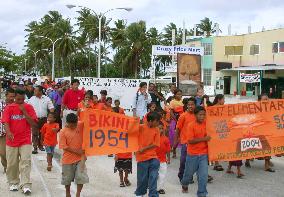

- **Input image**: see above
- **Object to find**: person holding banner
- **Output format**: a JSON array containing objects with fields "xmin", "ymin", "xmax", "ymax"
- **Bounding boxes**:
[
  {"xmin": 169, "ymin": 89, "xmax": 184, "ymax": 158},
  {"xmin": 103, "ymin": 97, "xmax": 114, "ymax": 112},
  {"xmin": 77, "ymin": 91, "xmax": 94, "ymax": 121},
  {"xmin": 181, "ymin": 106, "xmax": 210, "ymax": 197},
  {"xmin": 113, "ymin": 99, "xmax": 125, "ymax": 114},
  {"xmin": 211, "ymin": 94, "xmax": 225, "ymax": 172},
  {"xmin": 135, "ymin": 111, "xmax": 161, "ymax": 197},
  {"xmin": 59, "ymin": 113, "xmax": 89, "ymax": 197},
  {"xmin": 175, "ymin": 97, "xmax": 196, "ymax": 182},
  {"xmin": 133, "ymin": 82, "xmax": 152, "ymax": 123},
  {"xmin": 61, "ymin": 79, "xmax": 84, "ymax": 128}
]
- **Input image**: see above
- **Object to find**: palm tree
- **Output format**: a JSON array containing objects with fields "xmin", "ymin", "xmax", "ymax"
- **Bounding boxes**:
[{"xmin": 197, "ymin": 17, "xmax": 220, "ymax": 37}]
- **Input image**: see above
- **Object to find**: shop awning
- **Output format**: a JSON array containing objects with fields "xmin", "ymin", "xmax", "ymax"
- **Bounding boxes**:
[{"xmin": 221, "ymin": 65, "xmax": 284, "ymax": 71}]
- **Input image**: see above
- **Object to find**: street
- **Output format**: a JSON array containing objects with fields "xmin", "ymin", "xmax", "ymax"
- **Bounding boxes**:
[{"xmin": 1, "ymin": 149, "xmax": 284, "ymax": 197}]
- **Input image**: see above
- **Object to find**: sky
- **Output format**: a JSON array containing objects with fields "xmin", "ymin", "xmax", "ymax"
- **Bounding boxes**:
[{"xmin": 0, "ymin": 0, "xmax": 284, "ymax": 54}]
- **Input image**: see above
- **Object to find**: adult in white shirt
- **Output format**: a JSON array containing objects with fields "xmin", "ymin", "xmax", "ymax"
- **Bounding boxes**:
[
  {"xmin": 165, "ymin": 83, "xmax": 177, "ymax": 100},
  {"xmin": 132, "ymin": 82, "xmax": 152, "ymax": 122},
  {"xmin": 28, "ymin": 86, "xmax": 54, "ymax": 154}
]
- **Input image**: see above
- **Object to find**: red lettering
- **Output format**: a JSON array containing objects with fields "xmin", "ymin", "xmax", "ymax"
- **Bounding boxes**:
[
  {"xmin": 116, "ymin": 117, "xmax": 125, "ymax": 130},
  {"xmin": 99, "ymin": 114, "xmax": 103, "ymax": 127},
  {"xmin": 103, "ymin": 115, "xmax": 111, "ymax": 127}
]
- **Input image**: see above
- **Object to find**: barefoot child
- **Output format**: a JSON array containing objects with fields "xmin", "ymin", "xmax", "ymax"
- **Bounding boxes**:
[
  {"xmin": 181, "ymin": 106, "xmax": 210, "ymax": 197},
  {"xmin": 40, "ymin": 112, "xmax": 60, "ymax": 171},
  {"xmin": 113, "ymin": 101, "xmax": 132, "ymax": 187},
  {"xmin": 227, "ymin": 160, "xmax": 244, "ymax": 178},
  {"xmin": 59, "ymin": 113, "xmax": 89, "ymax": 197},
  {"xmin": 156, "ymin": 122, "xmax": 171, "ymax": 195},
  {"xmin": 135, "ymin": 111, "xmax": 161, "ymax": 197}
]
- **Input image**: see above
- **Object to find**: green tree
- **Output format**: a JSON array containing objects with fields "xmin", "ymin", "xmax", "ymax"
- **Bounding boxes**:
[{"xmin": 197, "ymin": 17, "xmax": 219, "ymax": 37}]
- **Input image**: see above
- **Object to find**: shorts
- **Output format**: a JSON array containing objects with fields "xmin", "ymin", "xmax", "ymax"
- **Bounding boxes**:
[
  {"xmin": 45, "ymin": 146, "xmax": 55, "ymax": 154},
  {"xmin": 61, "ymin": 160, "xmax": 89, "ymax": 185}
]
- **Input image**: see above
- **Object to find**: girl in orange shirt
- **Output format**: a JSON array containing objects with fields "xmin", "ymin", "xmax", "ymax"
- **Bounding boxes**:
[
  {"xmin": 103, "ymin": 97, "xmax": 113, "ymax": 112},
  {"xmin": 77, "ymin": 91, "xmax": 94, "ymax": 121},
  {"xmin": 143, "ymin": 102, "xmax": 157, "ymax": 123},
  {"xmin": 169, "ymin": 89, "xmax": 183, "ymax": 158},
  {"xmin": 113, "ymin": 100, "xmax": 132, "ymax": 187}
]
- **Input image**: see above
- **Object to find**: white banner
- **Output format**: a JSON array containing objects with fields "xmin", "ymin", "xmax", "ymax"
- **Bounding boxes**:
[
  {"xmin": 55, "ymin": 76, "xmax": 71, "ymax": 84},
  {"xmin": 74, "ymin": 77, "xmax": 149, "ymax": 115},
  {"xmin": 152, "ymin": 45, "xmax": 204, "ymax": 56},
  {"xmin": 240, "ymin": 72, "xmax": 260, "ymax": 83}
]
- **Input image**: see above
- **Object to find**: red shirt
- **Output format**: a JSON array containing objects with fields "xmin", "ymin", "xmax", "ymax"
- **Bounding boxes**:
[
  {"xmin": 116, "ymin": 152, "xmax": 132, "ymax": 159},
  {"xmin": 156, "ymin": 135, "xmax": 171, "ymax": 163},
  {"xmin": 62, "ymin": 89, "xmax": 84, "ymax": 110},
  {"xmin": 2, "ymin": 103, "xmax": 37, "ymax": 147},
  {"xmin": 41, "ymin": 122, "xmax": 60, "ymax": 146}
]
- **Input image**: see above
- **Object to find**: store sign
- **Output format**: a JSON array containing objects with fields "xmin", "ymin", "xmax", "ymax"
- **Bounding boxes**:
[
  {"xmin": 240, "ymin": 72, "xmax": 260, "ymax": 83},
  {"xmin": 152, "ymin": 45, "xmax": 204, "ymax": 56}
]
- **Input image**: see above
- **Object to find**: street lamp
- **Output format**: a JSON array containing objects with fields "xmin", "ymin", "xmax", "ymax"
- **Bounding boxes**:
[
  {"xmin": 66, "ymin": 5, "xmax": 132, "ymax": 78},
  {"xmin": 35, "ymin": 36, "xmax": 64, "ymax": 81},
  {"xmin": 27, "ymin": 48, "xmax": 49, "ymax": 74}
]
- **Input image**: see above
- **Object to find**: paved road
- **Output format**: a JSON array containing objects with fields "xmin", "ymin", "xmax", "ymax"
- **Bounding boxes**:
[{"xmin": 1, "ymin": 149, "xmax": 284, "ymax": 197}]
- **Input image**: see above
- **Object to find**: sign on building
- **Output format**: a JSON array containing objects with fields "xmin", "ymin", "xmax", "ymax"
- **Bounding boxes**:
[{"xmin": 240, "ymin": 72, "xmax": 260, "ymax": 83}]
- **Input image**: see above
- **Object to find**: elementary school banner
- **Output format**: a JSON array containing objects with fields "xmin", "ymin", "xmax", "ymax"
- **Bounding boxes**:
[
  {"xmin": 207, "ymin": 99, "xmax": 284, "ymax": 161},
  {"xmin": 82, "ymin": 109, "xmax": 140, "ymax": 156}
]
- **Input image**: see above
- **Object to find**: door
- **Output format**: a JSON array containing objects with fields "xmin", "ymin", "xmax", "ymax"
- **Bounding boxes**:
[{"xmin": 224, "ymin": 76, "xmax": 231, "ymax": 95}]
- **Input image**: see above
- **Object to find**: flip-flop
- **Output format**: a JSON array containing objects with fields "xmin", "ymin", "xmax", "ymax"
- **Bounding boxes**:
[
  {"xmin": 124, "ymin": 179, "xmax": 131, "ymax": 186},
  {"xmin": 120, "ymin": 182, "xmax": 125, "ymax": 187},
  {"xmin": 226, "ymin": 170, "xmax": 234, "ymax": 174},
  {"xmin": 265, "ymin": 168, "xmax": 275, "ymax": 173},
  {"xmin": 237, "ymin": 174, "xmax": 244, "ymax": 179},
  {"xmin": 213, "ymin": 165, "xmax": 224, "ymax": 171}
]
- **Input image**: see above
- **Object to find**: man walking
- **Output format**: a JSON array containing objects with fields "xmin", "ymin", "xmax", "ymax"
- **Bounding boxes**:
[
  {"xmin": 2, "ymin": 89, "xmax": 37, "ymax": 194},
  {"xmin": 28, "ymin": 86, "xmax": 54, "ymax": 154},
  {"xmin": 0, "ymin": 89, "xmax": 15, "ymax": 173},
  {"xmin": 61, "ymin": 79, "xmax": 84, "ymax": 127}
]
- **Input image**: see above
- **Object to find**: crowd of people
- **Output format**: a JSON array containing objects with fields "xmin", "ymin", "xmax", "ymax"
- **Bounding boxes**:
[{"xmin": 0, "ymin": 78, "xmax": 279, "ymax": 197}]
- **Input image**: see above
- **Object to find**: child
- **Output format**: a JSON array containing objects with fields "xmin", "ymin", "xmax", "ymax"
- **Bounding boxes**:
[
  {"xmin": 181, "ymin": 106, "xmax": 210, "ymax": 197},
  {"xmin": 59, "ymin": 113, "xmax": 89, "ymax": 197},
  {"xmin": 113, "ymin": 100, "xmax": 125, "ymax": 114},
  {"xmin": 103, "ymin": 97, "xmax": 113, "ymax": 112},
  {"xmin": 78, "ymin": 91, "xmax": 94, "ymax": 121},
  {"xmin": 41, "ymin": 112, "xmax": 60, "ymax": 171},
  {"xmin": 175, "ymin": 97, "xmax": 196, "ymax": 182},
  {"xmin": 135, "ymin": 111, "xmax": 161, "ymax": 197},
  {"xmin": 169, "ymin": 89, "xmax": 184, "ymax": 158},
  {"xmin": 227, "ymin": 160, "xmax": 244, "ymax": 178},
  {"xmin": 113, "ymin": 100, "xmax": 132, "ymax": 187},
  {"xmin": 156, "ymin": 122, "xmax": 171, "ymax": 195},
  {"xmin": 143, "ymin": 102, "xmax": 157, "ymax": 123}
]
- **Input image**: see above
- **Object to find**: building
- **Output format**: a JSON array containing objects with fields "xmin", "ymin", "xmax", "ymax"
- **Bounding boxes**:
[{"xmin": 186, "ymin": 28, "xmax": 284, "ymax": 97}]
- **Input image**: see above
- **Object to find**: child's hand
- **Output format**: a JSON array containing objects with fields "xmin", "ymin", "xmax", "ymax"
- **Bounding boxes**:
[{"xmin": 205, "ymin": 135, "xmax": 211, "ymax": 141}]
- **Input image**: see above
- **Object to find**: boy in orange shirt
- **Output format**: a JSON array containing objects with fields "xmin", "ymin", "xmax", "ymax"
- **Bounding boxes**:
[
  {"xmin": 175, "ymin": 97, "xmax": 196, "ymax": 181},
  {"xmin": 59, "ymin": 113, "xmax": 89, "ymax": 197},
  {"xmin": 135, "ymin": 111, "xmax": 161, "ymax": 197},
  {"xmin": 40, "ymin": 112, "xmax": 60, "ymax": 171},
  {"xmin": 156, "ymin": 122, "xmax": 171, "ymax": 195},
  {"xmin": 181, "ymin": 106, "xmax": 210, "ymax": 197}
]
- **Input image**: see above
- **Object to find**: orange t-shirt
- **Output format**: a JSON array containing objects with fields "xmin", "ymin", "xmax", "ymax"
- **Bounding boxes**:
[
  {"xmin": 176, "ymin": 112, "xmax": 196, "ymax": 144},
  {"xmin": 93, "ymin": 103, "xmax": 104, "ymax": 110},
  {"xmin": 78, "ymin": 101, "xmax": 94, "ymax": 121},
  {"xmin": 116, "ymin": 152, "xmax": 132, "ymax": 159},
  {"xmin": 161, "ymin": 118, "xmax": 168, "ymax": 131},
  {"xmin": 186, "ymin": 121, "xmax": 208, "ymax": 155},
  {"xmin": 40, "ymin": 122, "xmax": 60, "ymax": 146},
  {"xmin": 170, "ymin": 99, "xmax": 184, "ymax": 114},
  {"xmin": 59, "ymin": 122, "xmax": 84, "ymax": 165},
  {"xmin": 136, "ymin": 124, "xmax": 160, "ymax": 162},
  {"xmin": 156, "ymin": 135, "xmax": 171, "ymax": 163},
  {"xmin": 103, "ymin": 105, "xmax": 113, "ymax": 112},
  {"xmin": 164, "ymin": 105, "xmax": 171, "ymax": 122}
]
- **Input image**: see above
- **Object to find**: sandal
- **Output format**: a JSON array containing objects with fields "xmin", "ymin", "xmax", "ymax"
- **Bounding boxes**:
[
  {"xmin": 158, "ymin": 189, "xmax": 166, "ymax": 194},
  {"xmin": 120, "ymin": 182, "xmax": 125, "ymax": 187},
  {"xmin": 208, "ymin": 175, "xmax": 213, "ymax": 183},
  {"xmin": 245, "ymin": 161, "xmax": 251, "ymax": 168},
  {"xmin": 213, "ymin": 165, "xmax": 224, "ymax": 171},
  {"xmin": 124, "ymin": 179, "xmax": 131, "ymax": 186},
  {"xmin": 182, "ymin": 186, "xmax": 188, "ymax": 193},
  {"xmin": 265, "ymin": 168, "xmax": 275, "ymax": 173},
  {"xmin": 237, "ymin": 174, "xmax": 244, "ymax": 179}
]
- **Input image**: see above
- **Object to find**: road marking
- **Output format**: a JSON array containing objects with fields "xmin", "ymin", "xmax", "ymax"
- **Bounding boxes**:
[{"xmin": 31, "ymin": 156, "xmax": 52, "ymax": 197}]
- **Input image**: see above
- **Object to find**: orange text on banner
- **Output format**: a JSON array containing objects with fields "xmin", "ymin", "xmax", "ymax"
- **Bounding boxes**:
[
  {"xmin": 82, "ymin": 109, "xmax": 140, "ymax": 156},
  {"xmin": 206, "ymin": 99, "xmax": 284, "ymax": 161}
]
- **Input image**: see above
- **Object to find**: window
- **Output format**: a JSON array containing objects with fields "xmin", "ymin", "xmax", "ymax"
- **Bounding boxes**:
[
  {"xmin": 272, "ymin": 42, "xmax": 278, "ymax": 53},
  {"xmin": 225, "ymin": 46, "xmax": 243, "ymax": 55},
  {"xmin": 190, "ymin": 44, "xmax": 196, "ymax": 47},
  {"xmin": 280, "ymin": 42, "xmax": 284, "ymax": 53},
  {"xmin": 216, "ymin": 62, "xmax": 232, "ymax": 71},
  {"xmin": 201, "ymin": 43, "xmax": 212, "ymax": 55},
  {"xmin": 250, "ymin": 44, "xmax": 260, "ymax": 55},
  {"xmin": 272, "ymin": 42, "xmax": 284, "ymax": 53},
  {"xmin": 203, "ymin": 68, "xmax": 212, "ymax": 85}
]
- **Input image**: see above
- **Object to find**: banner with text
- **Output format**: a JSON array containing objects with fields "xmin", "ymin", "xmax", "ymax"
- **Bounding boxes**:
[
  {"xmin": 75, "ymin": 77, "xmax": 149, "ymax": 114},
  {"xmin": 207, "ymin": 100, "xmax": 284, "ymax": 161},
  {"xmin": 240, "ymin": 72, "xmax": 260, "ymax": 83},
  {"xmin": 83, "ymin": 109, "xmax": 140, "ymax": 156},
  {"xmin": 152, "ymin": 45, "xmax": 204, "ymax": 56}
]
